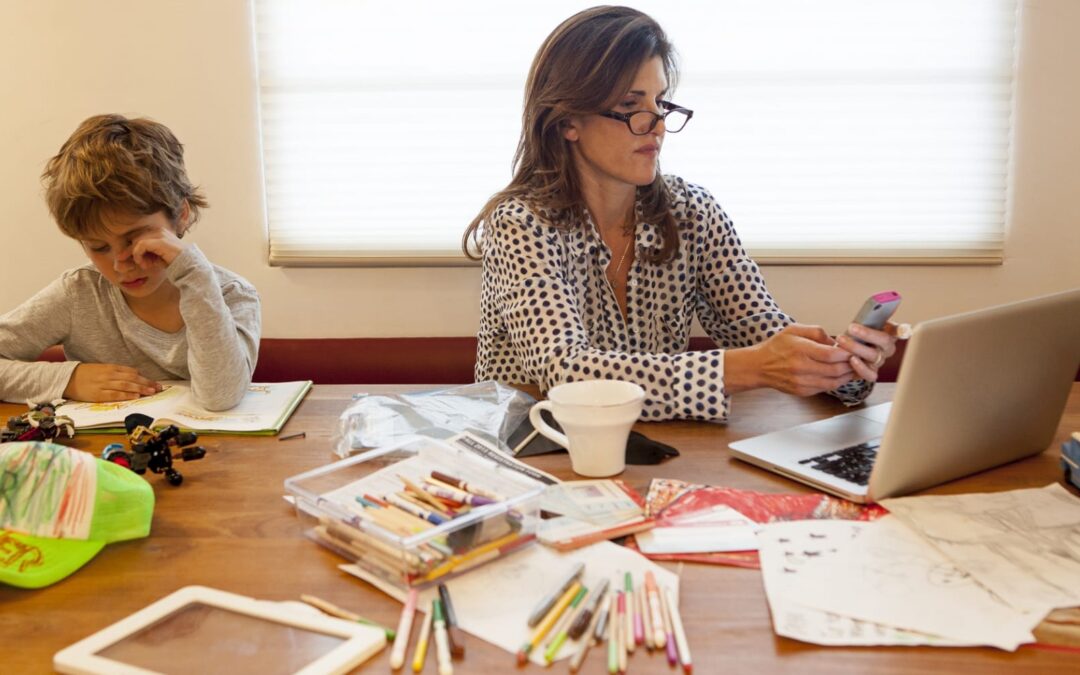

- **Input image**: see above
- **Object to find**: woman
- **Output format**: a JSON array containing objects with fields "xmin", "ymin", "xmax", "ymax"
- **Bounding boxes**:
[{"xmin": 463, "ymin": 6, "xmax": 898, "ymax": 422}]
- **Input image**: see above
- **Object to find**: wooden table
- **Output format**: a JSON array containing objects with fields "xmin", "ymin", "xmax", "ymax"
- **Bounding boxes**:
[{"xmin": 2, "ymin": 384, "xmax": 1079, "ymax": 674}]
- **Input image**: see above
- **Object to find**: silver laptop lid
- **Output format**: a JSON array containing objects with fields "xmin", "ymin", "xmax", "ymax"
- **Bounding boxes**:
[{"xmin": 869, "ymin": 287, "xmax": 1080, "ymax": 500}]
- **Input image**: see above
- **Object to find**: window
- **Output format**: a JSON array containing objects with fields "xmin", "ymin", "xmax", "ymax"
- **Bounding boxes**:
[{"xmin": 255, "ymin": 0, "xmax": 1017, "ymax": 266}]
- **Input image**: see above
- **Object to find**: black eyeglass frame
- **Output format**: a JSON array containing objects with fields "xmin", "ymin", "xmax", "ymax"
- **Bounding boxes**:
[{"xmin": 598, "ymin": 100, "xmax": 694, "ymax": 135}]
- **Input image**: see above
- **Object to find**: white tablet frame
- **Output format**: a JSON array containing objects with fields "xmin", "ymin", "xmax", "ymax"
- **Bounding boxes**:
[{"xmin": 53, "ymin": 585, "xmax": 386, "ymax": 675}]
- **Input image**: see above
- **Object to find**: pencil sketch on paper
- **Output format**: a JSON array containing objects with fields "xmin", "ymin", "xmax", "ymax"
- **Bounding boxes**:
[
  {"xmin": 881, "ymin": 483, "xmax": 1080, "ymax": 613},
  {"xmin": 756, "ymin": 521, "xmax": 969, "ymax": 647}
]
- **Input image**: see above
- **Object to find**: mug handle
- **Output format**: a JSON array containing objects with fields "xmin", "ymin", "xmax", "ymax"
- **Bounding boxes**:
[{"xmin": 529, "ymin": 401, "xmax": 568, "ymax": 449}]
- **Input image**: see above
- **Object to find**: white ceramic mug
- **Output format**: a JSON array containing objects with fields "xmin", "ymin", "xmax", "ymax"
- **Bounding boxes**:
[{"xmin": 529, "ymin": 379, "xmax": 646, "ymax": 477}]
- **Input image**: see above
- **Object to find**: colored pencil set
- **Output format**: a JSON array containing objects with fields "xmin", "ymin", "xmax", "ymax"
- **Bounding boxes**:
[
  {"xmin": 516, "ymin": 564, "xmax": 692, "ymax": 673},
  {"xmin": 390, "ymin": 583, "xmax": 466, "ymax": 674},
  {"xmin": 312, "ymin": 469, "xmax": 533, "ymax": 586}
]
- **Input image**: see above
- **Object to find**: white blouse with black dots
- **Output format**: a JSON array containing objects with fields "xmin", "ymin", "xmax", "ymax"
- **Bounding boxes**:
[{"xmin": 475, "ymin": 175, "xmax": 871, "ymax": 422}]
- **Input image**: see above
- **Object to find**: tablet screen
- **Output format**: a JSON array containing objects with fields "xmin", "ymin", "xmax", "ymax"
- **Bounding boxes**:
[{"xmin": 94, "ymin": 602, "xmax": 345, "ymax": 674}]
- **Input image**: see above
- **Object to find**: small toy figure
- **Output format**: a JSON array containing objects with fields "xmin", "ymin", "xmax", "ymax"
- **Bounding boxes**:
[
  {"xmin": 1, "ymin": 401, "xmax": 75, "ymax": 443},
  {"xmin": 101, "ymin": 413, "xmax": 206, "ymax": 486}
]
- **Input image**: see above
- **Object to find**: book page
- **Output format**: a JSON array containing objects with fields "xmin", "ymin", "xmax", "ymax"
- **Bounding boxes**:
[{"xmin": 57, "ymin": 381, "xmax": 312, "ymax": 433}]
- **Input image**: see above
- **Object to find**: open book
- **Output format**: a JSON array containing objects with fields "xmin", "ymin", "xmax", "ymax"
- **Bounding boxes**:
[{"xmin": 56, "ymin": 380, "xmax": 312, "ymax": 435}]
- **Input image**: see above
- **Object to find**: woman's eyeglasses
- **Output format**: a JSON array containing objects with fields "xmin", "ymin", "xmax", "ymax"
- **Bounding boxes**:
[{"xmin": 599, "ymin": 100, "xmax": 693, "ymax": 135}]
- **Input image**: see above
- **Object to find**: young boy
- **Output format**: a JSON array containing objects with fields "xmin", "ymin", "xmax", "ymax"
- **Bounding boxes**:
[{"xmin": 0, "ymin": 114, "xmax": 260, "ymax": 410}]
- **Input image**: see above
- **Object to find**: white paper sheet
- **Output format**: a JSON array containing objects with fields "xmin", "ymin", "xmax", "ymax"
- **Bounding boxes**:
[
  {"xmin": 341, "ymin": 540, "xmax": 678, "ymax": 666},
  {"xmin": 880, "ymin": 483, "xmax": 1080, "ymax": 613},
  {"xmin": 637, "ymin": 505, "xmax": 758, "ymax": 554},
  {"xmin": 757, "ymin": 520, "xmax": 970, "ymax": 646},
  {"xmin": 770, "ymin": 517, "xmax": 1040, "ymax": 650}
]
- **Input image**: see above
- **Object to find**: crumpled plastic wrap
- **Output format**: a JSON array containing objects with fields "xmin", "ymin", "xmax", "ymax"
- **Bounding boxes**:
[{"xmin": 333, "ymin": 381, "xmax": 535, "ymax": 458}]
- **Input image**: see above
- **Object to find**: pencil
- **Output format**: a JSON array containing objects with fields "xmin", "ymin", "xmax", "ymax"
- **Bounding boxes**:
[
  {"xmin": 399, "ymin": 474, "xmax": 449, "ymax": 512},
  {"xmin": 430, "ymin": 471, "xmax": 505, "ymax": 501},
  {"xmin": 617, "ymin": 590, "xmax": 627, "ymax": 674},
  {"xmin": 638, "ymin": 586, "xmax": 653, "ymax": 651},
  {"xmin": 569, "ymin": 596, "xmax": 604, "ymax": 672},
  {"xmin": 411, "ymin": 603, "xmax": 433, "ymax": 672},
  {"xmin": 433, "ymin": 598, "xmax": 453, "ymax": 675},
  {"xmin": 645, "ymin": 571, "xmax": 666, "ymax": 648},
  {"xmin": 299, "ymin": 594, "xmax": 396, "ymax": 640},
  {"xmin": 438, "ymin": 583, "xmax": 466, "ymax": 658},
  {"xmin": 607, "ymin": 593, "xmax": 619, "ymax": 674},
  {"xmin": 659, "ymin": 582, "xmax": 677, "ymax": 667},
  {"xmin": 569, "ymin": 577, "xmax": 609, "ymax": 640},
  {"xmin": 665, "ymin": 587, "xmax": 693, "ymax": 674},
  {"xmin": 543, "ymin": 585, "xmax": 589, "ymax": 663},
  {"xmin": 527, "ymin": 561, "xmax": 585, "ymax": 627},
  {"xmin": 423, "ymin": 531, "xmax": 526, "ymax": 581},
  {"xmin": 512, "ymin": 428, "xmax": 539, "ymax": 455},
  {"xmin": 387, "ymin": 492, "xmax": 449, "ymax": 525},
  {"xmin": 390, "ymin": 588, "xmax": 419, "ymax": 670},
  {"xmin": 516, "ymin": 581, "xmax": 582, "ymax": 666}
]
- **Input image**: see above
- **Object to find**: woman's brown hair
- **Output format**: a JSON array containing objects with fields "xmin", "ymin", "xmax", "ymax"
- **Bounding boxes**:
[
  {"xmin": 42, "ymin": 114, "xmax": 208, "ymax": 239},
  {"xmin": 462, "ymin": 6, "xmax": 680, "ymax": 263}
]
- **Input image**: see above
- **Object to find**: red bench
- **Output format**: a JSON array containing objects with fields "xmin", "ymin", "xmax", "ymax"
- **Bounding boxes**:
[{"xmin": 43, "ymin": 337, "xmax": 1078, "ymax": 385}]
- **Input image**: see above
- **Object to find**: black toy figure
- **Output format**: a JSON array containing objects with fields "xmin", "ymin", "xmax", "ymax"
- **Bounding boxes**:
[
  {"xmin": 101, "ymin": 413, "xmax": 206, "ymax": 486},
  {"xmin": 1, "ymin": 401, "xmax": 75, "ymax": 443}
]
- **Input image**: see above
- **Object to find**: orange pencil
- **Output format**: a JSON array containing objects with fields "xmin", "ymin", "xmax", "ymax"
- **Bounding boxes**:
[{"xmin": 515, "ymin": 581, "xmax": 582, "ymax": 666}]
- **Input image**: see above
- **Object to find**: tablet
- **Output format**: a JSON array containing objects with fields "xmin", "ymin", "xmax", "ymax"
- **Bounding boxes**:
[{"xmin": 54, "ymin": 585, "xmax": 386, "ymax": 675}]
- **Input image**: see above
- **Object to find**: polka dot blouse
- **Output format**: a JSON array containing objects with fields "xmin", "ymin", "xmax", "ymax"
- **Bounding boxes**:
[{"xmin": 475, "ymin": 175, "xmax": 871, "ymax": 422}]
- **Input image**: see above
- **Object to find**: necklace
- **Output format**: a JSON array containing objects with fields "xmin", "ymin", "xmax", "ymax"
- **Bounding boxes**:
[{"xmin": 609, "ymin": 235, "xmax": 634, "ymax": 287}]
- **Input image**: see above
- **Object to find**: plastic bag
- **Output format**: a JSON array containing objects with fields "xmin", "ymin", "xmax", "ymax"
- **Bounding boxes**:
[{"xmin": 333, "ymin": 381, "xmax": 535, "ymax": 458}]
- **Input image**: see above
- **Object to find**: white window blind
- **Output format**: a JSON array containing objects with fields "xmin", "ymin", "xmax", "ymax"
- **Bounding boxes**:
[{"xmin": 254, "ymin": 0, "xmax": 1017, "ymax": 266}]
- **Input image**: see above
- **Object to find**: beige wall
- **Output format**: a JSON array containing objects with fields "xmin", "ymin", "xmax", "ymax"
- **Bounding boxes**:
[{"xmin": 1, "ymin": 0, "xmax": 1077, "ymax": 338}]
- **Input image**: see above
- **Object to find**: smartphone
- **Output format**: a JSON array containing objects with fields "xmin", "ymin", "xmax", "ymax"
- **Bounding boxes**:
[{"xmin": 846, "ymin": 290, "xmax": 902, "ymax": 344}]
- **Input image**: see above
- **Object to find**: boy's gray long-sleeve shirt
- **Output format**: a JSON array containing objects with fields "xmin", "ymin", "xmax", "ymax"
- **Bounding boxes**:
[{"xmin": 0, "ymin": 245, "xmax": 260, "ymax": 410}]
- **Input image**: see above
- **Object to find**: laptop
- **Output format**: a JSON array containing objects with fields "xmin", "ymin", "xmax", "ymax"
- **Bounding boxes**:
[{"xmin": 728, "ymin": 288, "xmax": 1080, "ymax": 503}]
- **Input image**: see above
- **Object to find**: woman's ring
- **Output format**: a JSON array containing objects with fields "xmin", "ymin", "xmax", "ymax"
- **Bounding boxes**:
[{"xmin": 872, "ymin": 348, "xmax": 887, "ymax": 369}]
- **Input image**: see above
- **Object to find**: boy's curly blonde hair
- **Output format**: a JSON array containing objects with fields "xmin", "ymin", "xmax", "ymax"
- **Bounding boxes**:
[{"xmin": 42, "ymin": 114, "xmax": 208, "ymax": 238}]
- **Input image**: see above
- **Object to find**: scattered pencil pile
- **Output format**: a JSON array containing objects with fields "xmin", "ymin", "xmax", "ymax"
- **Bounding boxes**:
[
  {"xmin": 313, "ymin": 469, "xmax": 533, "ymax": 586},
  {"xmin": 517, "ymin": 563, "xmax": 693, "ymax": 672}
]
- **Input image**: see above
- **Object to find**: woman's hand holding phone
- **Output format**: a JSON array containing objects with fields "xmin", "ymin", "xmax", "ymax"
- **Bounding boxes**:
[{"xmin": 836, "ymin": 291, "xmax": 902, "ymax": 382}]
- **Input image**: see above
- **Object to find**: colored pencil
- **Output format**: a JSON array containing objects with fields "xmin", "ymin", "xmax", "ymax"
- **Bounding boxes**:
[
  {"xmin": 645, "ymin": 571, "xmax": 666, "ymax": 648},
  {"xmin": 527, "ymin": 561, "xmax": 585, "ymax": 627},
  {"xmin": 399, "ymin": 474, "xmax": 450, "ymax": 512},
  {"xmin": 666, "ymin": 587, "xmax": 693, "ymax": 674},
  {"xmin": 617, "ymin": 590, "xmax": 627, "ymax": 674},
  {"xmin": 433, "ymin": 598, "xmax": 453, "ymax": 675},
  {"xmin": 438, "ymin": 583, "xmax": 466, "ymax": 658},
  {"xmin": 543, "ymin": 585, "xmax": 589, "ymax": 663},
  {"xmin": 390, "ymin": 588, "xmax": 418, "ymax": 670},
  {"xmin": 411, "ymin": 603, "xmax": 433, "ymax": 672},
  {"xmin": 516, "ymin": 581, "xmax": 582, "ymax": 665},
  {"xmin": 423, "ymin": 531, "xmax": 527, "ymax": 581},
  {"xmin": 639, "ymin": 586, "xmax": 654, "ymax": 651},
  {"xmin": 299, "ymin": 594, "xmax": 396, "ymax": 640},
  {"xmin": 569, "ymin": 594, "xmax": 605, "ymax": 672},
  {"xmin": 430, "ymin": 470, "xmax": 505, "ymax": 501},
  {"xmin": 422, "ymin": 481, "xmax": 495, "ymax": 507},
  {"xmin": 387, "ymin": 492, "xmax": 449, "ymax": 525},
  {"xmin": 607, "ymin": 593, "xmax": 619, "ymax": 674},
  {"xmin": 570, "ymin": 578, "xmax": 609, "ymax": 640},
  {"xmin": 659, "ymin": 582, "xmax": 677, "ymax": 667}
]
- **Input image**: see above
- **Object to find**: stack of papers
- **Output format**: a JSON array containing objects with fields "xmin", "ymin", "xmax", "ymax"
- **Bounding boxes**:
[
  {"xmin": 756, "ymin": 483, "xmax": 1080, "ymax": 650},
  {"xmin": 538, "ymin": 480, "xmax": 651, "ymax": 550}
]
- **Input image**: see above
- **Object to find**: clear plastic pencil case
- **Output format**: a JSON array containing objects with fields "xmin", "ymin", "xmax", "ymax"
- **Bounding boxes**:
[{"xmin": 285, "ymin": 434, "xmax": 545, "ymax": 590}]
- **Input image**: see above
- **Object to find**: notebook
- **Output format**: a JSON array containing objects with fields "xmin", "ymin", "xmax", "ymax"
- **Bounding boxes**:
[
  {"xmin": 56, "ymin": 380, "xmax": 312, "ymax": 435},
  {"xmin": 729, "ymin": 288, "xmax": 1080, "ymax": 503}
]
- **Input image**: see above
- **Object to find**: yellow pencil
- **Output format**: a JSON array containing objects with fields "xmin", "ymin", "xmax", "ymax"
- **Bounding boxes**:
[
  {"xmin": 411, "ymin": 603, "xmax": 434, "ymax": 672},
  {"xmin": 423, "ymin": 530, "xmax": 524, "ymax": 581},
  {"xmin": 516, "ymin": 580, "xmax": 582, "ymax": 666}
]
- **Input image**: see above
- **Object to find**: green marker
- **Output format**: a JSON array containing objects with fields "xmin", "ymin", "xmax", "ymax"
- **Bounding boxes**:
[{"xmin": 543, "ymin": 585, "xmax": 588, "ymax": 663}]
